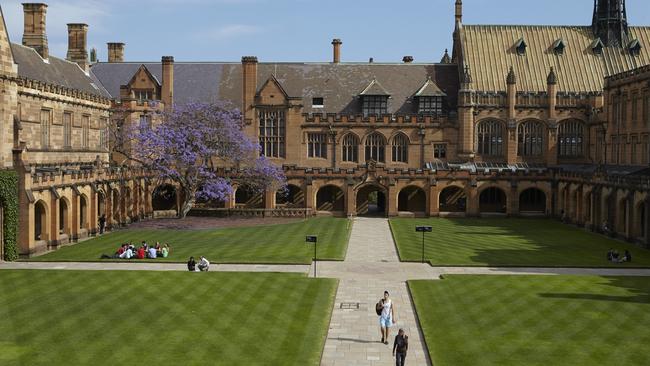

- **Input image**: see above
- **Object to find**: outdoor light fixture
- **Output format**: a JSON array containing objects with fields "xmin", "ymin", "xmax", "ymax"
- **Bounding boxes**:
[
  {"xmin": 306, "ymin": 235, "xmax": 318, "ymax": 277},
  {"xmin": 415, "ymin": 226, "xmax": 433, "ymax": 263}
]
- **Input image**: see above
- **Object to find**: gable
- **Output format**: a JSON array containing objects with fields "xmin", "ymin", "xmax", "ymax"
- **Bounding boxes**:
[
  {"xmin": 257, "ymin": 76, "xmax": 289, "ymax": 105},
  {"xmin": 126, "ymin": 65, "xmax": 161, "ymax": 91}
]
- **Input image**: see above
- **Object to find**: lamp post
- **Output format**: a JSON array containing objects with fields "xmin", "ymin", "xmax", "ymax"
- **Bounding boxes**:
[
  {"xmin": 415, "ymin": 226, "xmax": 432, "ymax": 263},
  {"xmin": 306, "ymin": 235, "xmax": 318, "ymax": 277}
]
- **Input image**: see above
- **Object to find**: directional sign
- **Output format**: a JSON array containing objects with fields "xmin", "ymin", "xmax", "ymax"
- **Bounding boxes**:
[{"xmin": 415, "ymin": 226, "xmax": 433, "ymax": 232}]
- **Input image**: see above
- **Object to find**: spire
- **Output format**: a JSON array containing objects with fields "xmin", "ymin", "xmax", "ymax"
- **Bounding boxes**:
[
  {"xmin": 592, "ymin": 0, "xmax": 628, "ymax": 47},
  {"xmin": 441, "ymin": 49, "xmax": 451, "ymax": 64},
  {"xmin": 547, "ymin": 67, "xmax": 557, "ymax": 85},
  {"xmin": 506, "ymin": 67, "xmax": 516, "ymax": 85},
  {"xmin": 455, "ymin": 0, "xmax": 463, "ymax": 24},
  {"xmin": 462, "ymin": 65, "xmax": 472, "ymax": 86}
]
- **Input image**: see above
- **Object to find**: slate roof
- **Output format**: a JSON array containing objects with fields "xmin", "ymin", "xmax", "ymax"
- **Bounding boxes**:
[
  {"xmin": 460, "ymin": 25, "xmax": 650, "ymax": 92},
  {"xmin": 90, "ymin": 62, "xmax": 459, "ymax": 114},
  {"xmin": 11, "ymin": 43, "xmax": 109, "ymax": 97}
]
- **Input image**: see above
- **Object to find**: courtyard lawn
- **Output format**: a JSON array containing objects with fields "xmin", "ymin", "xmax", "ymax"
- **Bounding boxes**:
[
  {"xmin": 390, "ymin": 218, "xmax": 650, "ymax": 267},
  {"xmin": 31, "ymin": 217, "xmax": 350, "ymax": 264},
  {"xmin": 0, "ymin": 270, "xmax": 337, "ymax": 366},
  {"xmin": 409, "ymin": 275, "xmax": 650, "ymax": 366}
]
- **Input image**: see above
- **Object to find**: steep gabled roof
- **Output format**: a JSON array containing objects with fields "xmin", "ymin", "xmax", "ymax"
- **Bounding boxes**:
[
  {"xmin": 125, "ymin": 64, "xmax": 161, "ymax": 88},
  {"xmin": 414, "ymin": 77, "xmax": 447, "ymax": 97},
  {"xmin": 460, "ymin": 25, "xmax": 650, "ymax": 92},
  {"xmin": 256, "ymin": 75, "xmax": 290, "ymax": 99},
  {"xmin": 359, "ymin": 78, "xmax": 390, "ymax": 96}
]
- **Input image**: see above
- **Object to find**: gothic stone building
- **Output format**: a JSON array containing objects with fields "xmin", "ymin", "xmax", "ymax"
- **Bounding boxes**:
[{"xmin": 1, "ymin": 0, "xmax": 650, "ymax": 259}]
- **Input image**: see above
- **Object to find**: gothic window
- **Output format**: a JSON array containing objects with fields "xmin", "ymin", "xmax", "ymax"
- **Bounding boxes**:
[
  {"xmin": 82, "ymin": 115, "xmax": 90, "ymax": 149},
  {"xmin": 40, "ymin": 109, "xmax": 51, "ymax": 149},
  {"xmin": 517, "ymin": 121, "xmax": 545, "ymax": 157},
  {"xmin": 434, "ymin": 144, "xmax": 447, "ymax": 159},
  {"xmin": 307, "ymin": 133, "xmax": 327, "ymax": 159},
  {"xmin": 419, "ymin": 97, "xmax": 444, "ymax": 115},
  {"xmin": 259, "ymin": 109, "xmax": 286, "ymax": 158},
  {"xmin": 558, "ymin": 120, "xmax": 585, "ymax": 158},
  {"xmin": 365, "ymin": 133, "xmax": 386, "ymax": 162},
  {"xmin": 342, "ymin": 133, "xmax": 359, "ymax": 163},
  {"xmin": 362, "ymin": 96, "xmax": 388, "ymax": 117},
  {"xmin": 63, "ymin": 112, "xmax": 72, "ymax": 149},
  {"xmin": 391, "ymin": 133, "xmax": 409, "ymax": 163},
  {"xmin": 476, "ymin": 120, "xmax": 504, "ymax": 156}
]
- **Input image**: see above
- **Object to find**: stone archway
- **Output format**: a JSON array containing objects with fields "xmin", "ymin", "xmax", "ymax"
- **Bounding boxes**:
[
  {"xmin": 316, "ymin": 185, "xmax": 345, "ymax": 212},
  {"xmin": 479, "ymin": 187, "xmax": 507, "ymax": 214},
  {"xmin": 636, "ymin": 201, "xmax": 647, "ymax": 241},
  {"xmin": 34, "ymin": 200, "xmax": 48, "ymax": 242},
  {"xmin": 152, "ymin": 184, "xmax": 178, "ymax": 211},
  {"xmin": 519, "ymin": 188, "xmax": 546, "ymax": 213},
  {"xmin": 234, "ymin": 186, "xmax": 263, "ymax": 208},
  {"xmin": 59, "ymin": 198, "xmax": 70, "ymax": 236},
  {"xmin": 617, "ymin": 197, "xmax": 629, "ymax": 236},
  {"xmin": 439, "ymin": 186, "xmax": 467, "ymax": 213},
  {"xmin": 356, "ymin": 184, "xmax": 386, "ymax": 217},
  {"xmin": 398, "ymin": 186, "xmax": 426, "ymax": 214},
  {"xmin": 276, "ymin": 184, "xmax": 305, "ymax": 208},
  {"xmin": 79, "ymin": 195, "xmax": 88, "ymax": 230}
]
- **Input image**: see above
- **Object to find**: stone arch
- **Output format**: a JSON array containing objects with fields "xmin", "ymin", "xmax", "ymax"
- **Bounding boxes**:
[
  {"xmin": 316, "ymin": 185, "xmax": 345, "ymax": 212},
  {"xmin": 276, "ymin": 184, "xmax": 305, "ymax": 208},
  {"xmin": 479, "ymin": 186, "xmax": 507, "ymax": 214},
  {"xmin": 79, "ymin": 194, "xmax": 88, "ymax": 230},
  {"xmin": 519, "ymin": 188, "xmax": 546, "ymax": 213},
  {"xmin": 152, "ymin": 184, "xmax": 178, "ymax": 211},
  {"xmin": 635, "ymin": 201, "xmax": 647, "ymax": 241},
  {"xmin": 398, "ymin": 186, "xmax": 426, "ymax": 213},
  {"xmin": 59, "ymin": 197, "xmax": 71, "ymax": 236},
  {"xmin": 34, "ymin": 200, "xmax": 49, "ymax": 242},
  {"xmin": 111, "ymin": 188, "xmax": 120, "ymax": 223},
  {"xmin": 439, "ymin": 186, "xmax": 467, "ymax": 213},
  {"xmin": 356, "ymin": 183, "xmax": 387, "ymax": 216},
  {"xmin": 617, "ymin": 195, "xmax": 630, "ymax": 236},
  {"xmin": 234, "ymin": 186, "xmax": 263, "ymax": 208},
  {"xmin": 97, "ymin": 190, "xmax": 106, "ymax": 217},
  {"xmin": 583, "ymin": 190, "xmax": 594, "ymax": 225}
]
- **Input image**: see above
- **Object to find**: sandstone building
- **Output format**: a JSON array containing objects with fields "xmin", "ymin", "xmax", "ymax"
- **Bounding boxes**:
[{"xmin": 0, "ymin": 0, "xmax": 649, "ymax": 259}]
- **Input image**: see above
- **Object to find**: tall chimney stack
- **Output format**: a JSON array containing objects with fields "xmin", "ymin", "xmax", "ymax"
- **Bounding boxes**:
[
  {"xmin": 66, "ymin": 23, "xmax": 89, "ymax": 71},
  {"xmin": 332, "ymin": 38, "xmax": 342, "ymax": 64},
  {"xmin": 107, "ymin": 42, "xmax": 125, "ymax": 63},
  {"xmin": 22, "ymin": 3, "xmax": 48, "ymax": 59},
  {"xmin": 161, "ymin": 56, "xmax": 174, "ymax": 109},
  {"xmin": 241, "ymin": 56, "xmax": 258, "ymax": 126}
]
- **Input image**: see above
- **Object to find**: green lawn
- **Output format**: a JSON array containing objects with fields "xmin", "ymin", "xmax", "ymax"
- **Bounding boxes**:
[
  {"xmin": 32, "ymin": 217, "xmax": 351, "ymax": 264},
  {"xmin": 0, "ymin": 270, "xmax": 337, "ymax": 366},
  {"xmin": 390, "ymin": 218, "xmax": 650, "ymax": 267},
  {"xmin": 410, "ymin": 275, "xmax": 650, "ymax": 366}
]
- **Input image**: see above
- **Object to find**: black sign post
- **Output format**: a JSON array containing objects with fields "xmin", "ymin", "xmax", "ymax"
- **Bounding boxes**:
[
  {"xmin": 415, "ymin": 226, "xmax": 433, "ymax": 263},
  {"xmin": 306, "ymin": 235, "xmax": 318, "ymax": 277}
]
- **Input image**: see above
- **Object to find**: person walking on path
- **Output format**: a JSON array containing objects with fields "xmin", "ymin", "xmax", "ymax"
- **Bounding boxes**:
[
  {"xmin": 378, "ymin": 290, "xmax": 396, "ymax": 345},
  {"xmin": 393, "ymin": 328, "xmax": 408, "ymax": 366}
]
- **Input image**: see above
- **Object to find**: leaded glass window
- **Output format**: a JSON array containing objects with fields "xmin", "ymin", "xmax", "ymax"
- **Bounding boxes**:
[
  {"xmin": 391, "ymin": 133, "xmax": 409, "ymax": 163},
  {"xmin": 558, "ymin": 120, "xmax": 585, "ymax": 158},
  {"xmin": 259, "ymin": 109, "xmax": 286, "ymax": 158},
  {"xmin": 517, "ymin": 121, "xmax": 544, "ymax": 157},
  {"xmin": 307, "ymin": 133, "xmax": 327, "ymax": 159},
  {"xmin": 342, "ymin": 133, "xmax": 359, "ymax": 162},
  {"xmin": 365, "ymin": 133, "xmax": 386, "ymax": 162},
  {"xmin": 362, "ymin": 96, "xmax": 388, "ymax": 117},
  {"xmin": 476, "ymin": 120, "xmax": 504, "ymax": 156}
]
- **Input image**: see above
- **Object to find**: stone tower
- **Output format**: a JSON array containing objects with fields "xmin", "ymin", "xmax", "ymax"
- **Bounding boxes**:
[{"xmin": 592, "ymin": 0, "xmax": 628, "ymax": 46}]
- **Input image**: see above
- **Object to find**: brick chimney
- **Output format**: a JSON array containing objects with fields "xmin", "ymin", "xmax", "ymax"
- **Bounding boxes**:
[
  {"xmin": 107, "ymin": 42, "xmax": 125, "ymax": 63},
  {"xmin": 22, "ymin": 3, "xmax": 48, "ymax": 59},
  {"xmin": 332, "ymin": 39, "xmax": 342, "ymax": 63},
  {"xmin": 66, "ymin": 23, "xmax": 88, "ymax": 71},
  {"xmin": 161, "ymin": 56, "xmax": 174, "ymax": 109},
  {"xmin": 241, "ymin": 56, "xmax": 258, "ymax": 125}
]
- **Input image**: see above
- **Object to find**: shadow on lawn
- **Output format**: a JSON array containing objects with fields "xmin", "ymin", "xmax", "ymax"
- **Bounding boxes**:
[
  {"xmin": 442, "ymin": 218, "xmax": 648, "ymax": 267},
  {"xmin": 539, "ymin": 277, "xmax": 650, "ymax": 305}
]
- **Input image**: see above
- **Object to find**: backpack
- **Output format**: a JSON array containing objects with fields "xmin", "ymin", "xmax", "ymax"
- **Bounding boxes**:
[{"xmin": 375, "ymin": 300, "xmax": 383, "ymax": 316}]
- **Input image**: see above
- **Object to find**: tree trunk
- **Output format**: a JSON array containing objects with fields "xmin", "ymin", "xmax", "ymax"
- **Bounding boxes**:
[{"xmin": 179, "ymin": 196, "xmax": 195, "ymax": 218}]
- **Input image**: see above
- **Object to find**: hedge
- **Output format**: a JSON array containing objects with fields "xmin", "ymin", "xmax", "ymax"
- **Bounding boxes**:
[{"xmin": 0, "ymin": 170, "xmax": 18, "ymax": 261}]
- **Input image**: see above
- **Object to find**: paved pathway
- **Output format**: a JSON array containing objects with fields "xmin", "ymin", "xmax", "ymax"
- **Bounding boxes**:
[
  {"xmin": 318, "ymin": 218, "xmax": 432, "ymax": 366},
  {"xmin": 0, "ymin": 261, "xmax": 310, "ymax": 273}
]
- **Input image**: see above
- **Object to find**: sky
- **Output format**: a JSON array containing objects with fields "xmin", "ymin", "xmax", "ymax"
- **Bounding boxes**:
[{"xmin": 2, "ymin": 0, "xmax": 650, "ymax": 63}]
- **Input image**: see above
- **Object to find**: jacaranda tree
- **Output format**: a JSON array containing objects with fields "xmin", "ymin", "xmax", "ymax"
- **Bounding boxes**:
[{"xmin": 117, "ymin": 102, "xmax": 286, "ymax": 218}]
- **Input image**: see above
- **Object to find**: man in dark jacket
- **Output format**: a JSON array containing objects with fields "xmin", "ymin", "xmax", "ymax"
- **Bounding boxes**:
[{"xmin": 393, "ymin": 328, "xmax": 408, "ymax": 366}]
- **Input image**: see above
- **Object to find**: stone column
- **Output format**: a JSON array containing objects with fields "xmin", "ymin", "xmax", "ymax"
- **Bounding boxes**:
[
  {"xmin": 345, "ymin": 183, "xmax": 356, "ymax": 217},
  {"xmin": 466, "ymin": 183, "xmax": 479, "ymax": 217},
  {"xmin": 387, "ymin": 183, "xmax": 398, "ymax": 217},
  {"xmin": 428, "ymin": 183, "xmax": 439, "ymax": 217}
]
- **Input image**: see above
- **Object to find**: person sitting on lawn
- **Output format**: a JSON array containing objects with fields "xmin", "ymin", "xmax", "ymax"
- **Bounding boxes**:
[
  {"xmin": 607, "ymin": 248, "xmax": 614, "ymax": 262},
  {"xmin": 119, "ymin": 246, "xmax": 134, "ymax": 259},
  {"xmin": 187, "ymin": 257, "xmax": 196, "ymax": 272},
  {"xmin": 155, "ymin": 242, "xmax": 162, "ymax": 256},
  {"xmin": 198, "ymin": 256, "xmax": 210, "ymax": 272},
  {"xmin": 612, "ymin": 250, "xmax": 620, "ymax": 262},
  {"xmin": 147, "ymin": 246, "xmax": 157, "ymax": 259},
  {"xmin": 161, "ymin": 244, "xmax": 170, "ymax": 258},
  {"xmin": 137, "ymin": 246, "xmax": 146, "ymax": 259}
]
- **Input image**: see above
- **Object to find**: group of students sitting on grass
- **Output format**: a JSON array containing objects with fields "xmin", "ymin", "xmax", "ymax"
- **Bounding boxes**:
[
  {"xmin": 607, "ymin": 248, "xmax": 631, "ymax": 263},
  {"xmin": 106, "ymin": 241, "xmax": 171, "ymax": 260}
]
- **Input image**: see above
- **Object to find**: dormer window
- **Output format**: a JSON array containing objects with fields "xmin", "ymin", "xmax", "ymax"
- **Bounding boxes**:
[
  {"xmin": 415, "ymin": 77, "xmax": 447, "ymax": 115},
  {"xmin": 359, "ymin": 79, "xmax": 390, "ymax": 117},
  {"xmin": 134, "ymin": 89, "xmax": 153, "ymax": 101},
  {"xmin": 552, "ymin": 38, "xmax": 566, "ymax": 55},
  {"xmin": 591, "ymin": 38, "xmax": 604, "ymax": 55},
  {"xmin": 515, "ymin": 38, "xmax": 527, "ymax": 55},
  {"xmin": 312, "ymin": 97, "xmax": 324, "ymax": 108},
  {"xmin": 629, "ymin": 39, "xmax": 642, "ymax": 57}
]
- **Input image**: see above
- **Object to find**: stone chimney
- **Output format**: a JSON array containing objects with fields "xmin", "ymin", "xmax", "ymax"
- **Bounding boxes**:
[
  {"xmin": 241, "ymin": 56, "xmax": 258, "ymax": 125},
  {"xmin": 22, "ymin": 3, "xmax": 48, "ymax": 59},
  {"xmin": 455, "ymin": 0, "xmax": 463, "ymax": 24},
  {"xmin": 161, "ymin": 56, "xmax": 174, "ymax": 109},
  {"xmin": 66, "ymin": 23, "xmax": 89, "ymax": 71},
  {"xmin": 402, "ymin": 56, "xmax": 414, "ymax": 63},
  {"xmin": 332, "ymin": 39, "xmax": 342, "ymax": 63},
  {"xmin": 107, "ymin": 42, "xmax": 125, "ymax": 63}
]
